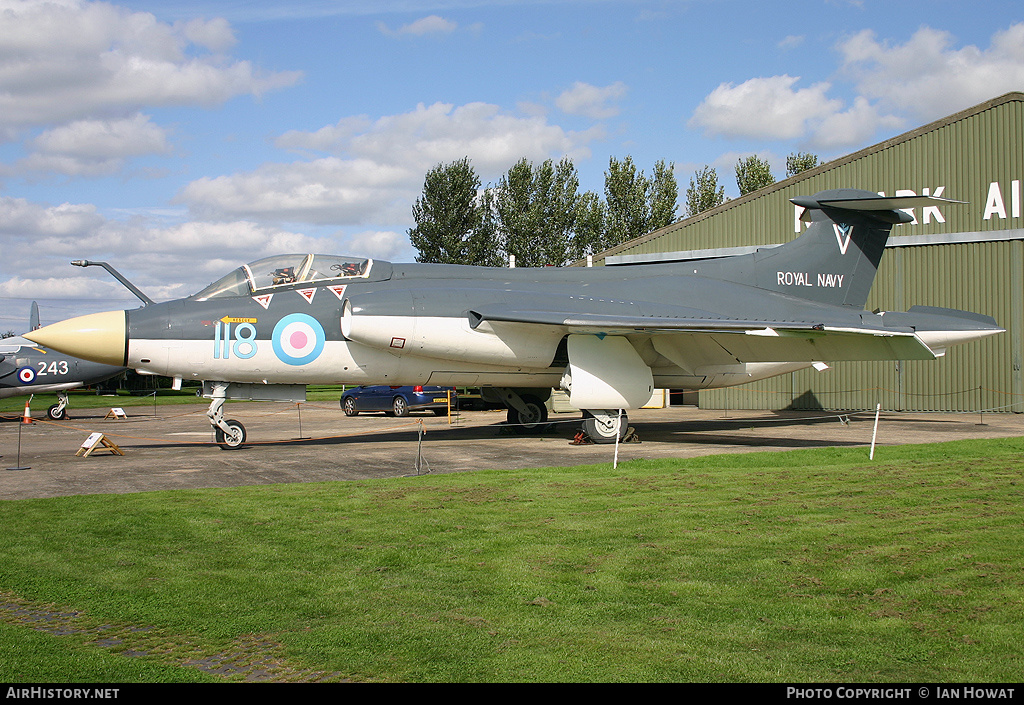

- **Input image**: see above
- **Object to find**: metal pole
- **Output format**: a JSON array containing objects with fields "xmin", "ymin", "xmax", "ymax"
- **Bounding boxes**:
[
  {"xmin": 7, "ymin": 417, "xmax": 30, "ymax": 471},
  {"xmin": 295, "ymin": 402, "xmax": 309, "ymax": 440},
  {"xmin": 415, "ymin": 421, "xmax": 424, "ymax": 475},
  {"xmin": 869, "ymin": 403, "xmax": 881, "ymax": 460},
  {"xmin": 613, "ymin": 409, "xmax": 622, "ymax": 469}
]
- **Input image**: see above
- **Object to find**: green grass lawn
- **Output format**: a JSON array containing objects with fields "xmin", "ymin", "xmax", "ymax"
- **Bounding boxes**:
[{"xmin": 1, "ymin": 438, "xmax": 1022, "ymax": 682}]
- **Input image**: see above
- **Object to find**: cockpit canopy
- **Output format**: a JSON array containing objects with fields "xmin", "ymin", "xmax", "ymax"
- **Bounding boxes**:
[{"xmin": 193, "ymin": 254, "xmax": 373, "ymax": 300}]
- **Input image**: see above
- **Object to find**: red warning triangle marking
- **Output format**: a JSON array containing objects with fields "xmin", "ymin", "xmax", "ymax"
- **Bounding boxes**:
[
  {"xmin": 328, "ymin": 284, "xmax": 347, "ymax": 299},
  {"xmin": 252, "ymin": 294, "xmax": 273, "ymax": 310},
  {"xmin": 297, "ymin": 288, "xmax": 317, "ymax": 303}
]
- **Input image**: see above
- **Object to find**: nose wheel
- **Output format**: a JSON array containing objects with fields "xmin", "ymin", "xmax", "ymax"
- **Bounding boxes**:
[
  {"xmin": 207, "ymin": 383, "xmax": 247, "ymax": 450},
  {"xmin": 215, "ymin": 419, "xmax": 247, "ymax": 449}
]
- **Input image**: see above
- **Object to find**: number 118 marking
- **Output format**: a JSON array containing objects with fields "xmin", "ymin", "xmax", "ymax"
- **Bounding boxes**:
[{"xmin": 213, "ymin": 321, "xmax": 257, "ymax": 359}]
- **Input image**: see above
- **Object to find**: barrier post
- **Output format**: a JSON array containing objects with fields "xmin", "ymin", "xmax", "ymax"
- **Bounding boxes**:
[{"xmin": 869, "ymin": 403, "xmax": 881, "ymax": 460}]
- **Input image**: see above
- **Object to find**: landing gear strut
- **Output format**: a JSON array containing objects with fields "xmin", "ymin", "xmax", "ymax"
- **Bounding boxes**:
[
  {"xmin": 47, "ymin": 392, "xmax": 69, "ymax": 420},
  {"xmin": 485, "ymin": 388, "xmax": 550, "ymax": 433},
  {"xmin": 206, "ymin": 382, "xmax": 246, "ymax": 450}
]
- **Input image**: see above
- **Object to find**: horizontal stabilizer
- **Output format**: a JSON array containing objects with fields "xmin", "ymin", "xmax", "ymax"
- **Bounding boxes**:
[{"xmin": 793, "ymin": 192, "xmax": 966, "ymax": 221}]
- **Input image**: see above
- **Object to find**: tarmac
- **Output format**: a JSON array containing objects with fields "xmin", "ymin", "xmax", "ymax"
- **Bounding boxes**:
[{"xmin": 3, "ymin": 401, "xmax": 1024, "ymax": 500}]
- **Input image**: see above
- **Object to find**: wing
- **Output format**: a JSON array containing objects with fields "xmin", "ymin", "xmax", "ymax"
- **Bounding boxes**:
[{"xmin": 467, "ymin": 303, "xmax": 938, "ymax": 363}]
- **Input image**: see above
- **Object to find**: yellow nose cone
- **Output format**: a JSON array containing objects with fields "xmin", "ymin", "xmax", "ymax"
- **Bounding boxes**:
[{"xmin": 23, "ymin": 310, "xmax": 127, "ymax": 367}]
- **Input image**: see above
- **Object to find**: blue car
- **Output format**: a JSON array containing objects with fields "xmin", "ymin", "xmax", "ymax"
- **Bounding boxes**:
[{"xmin": 341, "ymin": 385, "xmax": 457, "ymax": 417}]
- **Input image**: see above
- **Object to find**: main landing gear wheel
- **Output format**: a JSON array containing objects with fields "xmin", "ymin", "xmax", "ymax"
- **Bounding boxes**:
[
  {"xmin": 342, "ymin": 397, "xmax": 359, "ymax": 416},
  {"xmin": 582, "ymin": 410, "xmax": 628, "ymax": 444},
  {"xmin": 507, "ymin": 394, "xmax": 548, "ymax": 433},
  {"xmin": 215, "ymin": 419, "xmax": 246, "ymax": 450},
  {"xmin": 47, "ymin": 404, "xmax": 67, "ymax": 421}
]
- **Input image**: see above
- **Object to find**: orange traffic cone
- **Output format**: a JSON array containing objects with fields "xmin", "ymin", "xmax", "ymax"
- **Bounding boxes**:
[{"xmin": 21, "ymin": 399, "xmax": 33, "ymax": 424}]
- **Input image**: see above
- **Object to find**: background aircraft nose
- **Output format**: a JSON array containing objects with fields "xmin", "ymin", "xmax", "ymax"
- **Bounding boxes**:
[{"xmin": 23, "ymin": 310, "xmax": 127, "ymax": 367}]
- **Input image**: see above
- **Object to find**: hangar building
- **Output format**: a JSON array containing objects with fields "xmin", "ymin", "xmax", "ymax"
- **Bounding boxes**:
[{"xmin": 595, "ymin": 92, "xmax": 1024, "ymax": 413}]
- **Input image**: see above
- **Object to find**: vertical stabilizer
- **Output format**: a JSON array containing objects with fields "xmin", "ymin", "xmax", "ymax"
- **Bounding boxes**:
[{"xmin": 743, "ymin": 189, "xmax": 961, "ymax": 309}]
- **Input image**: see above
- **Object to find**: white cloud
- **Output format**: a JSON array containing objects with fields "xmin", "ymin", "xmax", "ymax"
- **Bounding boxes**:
[
  {"xmin": 555, "ymin": 81, "xmax": 628, "ymax": 119},
  {"xmin": 690, "ymin": 23, "xmax": 1024, "ymax": 150},
  {"xmin": 186, "ymin": 101, "xmax": 602, "ymax": 225},
  {"xmin": 689, "ymin": 75, "xmax": 845, "ymax": 141},
  {"xmin": 0, "ymin": 0, "xmax": 301, "ymax": 132},
  {"xmin": 837, "ymin": 24, "xmax": 1024, "ymax": 121},
  {"xmin": 376, "ymin": 15, "xmax": 458, "ymax": 37},
  {"xmin": 810, "ymin": 95, "xmax": 903, "ymax": 150},
  {"xmin": 0, "ymin": 196, "xmax": 105, "ymax": 236},
  {"xmin": 20, "ymin": 114, "xmax": 171, "ymax": 176},
  {"xmin": 345, "ymin": 230, "xmax": 408, "ymax": 260},
  {"xmin": 778, "ymin": 35, "xmax": 804, "ymax": 50},
  {"xmin": 0, "ymin": 192, "xmax": 337, "ymax": 300}
]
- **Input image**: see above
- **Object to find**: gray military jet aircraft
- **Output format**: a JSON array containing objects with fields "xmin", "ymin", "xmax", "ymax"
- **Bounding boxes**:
[
  {"xmin": 1, "ymin": 303, "xmax": 125, "ymax": 419},
  {"xmin": 25, "ymin": 189, "xmax": 1003, "ymax": 447}
]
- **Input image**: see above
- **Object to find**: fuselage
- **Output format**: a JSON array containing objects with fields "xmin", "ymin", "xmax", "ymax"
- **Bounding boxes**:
[
  {"xmin": 119, "ymin": 258, "xmax": 886, "ymax": 391},
  {"xmin": 24, "ymin": 249, "xmax": 1003, "ymax": 403},
  {"xmin": 0, "ymin": 337, "xmax": 124, "ymax": 399}
]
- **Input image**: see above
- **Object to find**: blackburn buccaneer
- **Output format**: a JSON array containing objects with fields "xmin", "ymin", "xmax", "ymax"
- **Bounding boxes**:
[
  {"xmin": 1, "ymin": 303, "xmax": 125, "ymax": 419},
  {"xmin": 26, "ymin": 189, "xmax": 1003, "ymax": 447}
]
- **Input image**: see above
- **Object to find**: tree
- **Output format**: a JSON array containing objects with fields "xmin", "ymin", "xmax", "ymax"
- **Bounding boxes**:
[
  {"xmin": 648, "ymin": 159, "xmax": 678, "ymax": 231},
  {"xmin": 408, "ymin": 158, "xmax": 502, "ymax": 266},
  {"xmin": 493, "ymin": 157, "xmax": 580, "ymax": 267},
  {"xmin": 685, "ymin": 165, "xmax": 725, "ymax": 217},
  {"xmin": 735, "ymin": 154, "xmax": 775, "ymax": 196},
  {"xmin": 603, "ymin": 156, "xmax": 678, "ymax": 247},
  {"xmin": 786, "ymin": 152, "xmax": 819, "ymax": 178},
  {"xmin": 570, "ymin": 190, "xmax": 607, "ymax": 260},
  {"xmin": 604, "ymin": 155, "xmax": 649, "ymax": 245}
]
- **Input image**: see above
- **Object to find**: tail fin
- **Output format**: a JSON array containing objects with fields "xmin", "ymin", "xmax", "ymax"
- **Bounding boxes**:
[
  {"xmin": 743, "ymin": 189, "xmax": 962, "ymax": 309},
  {"xmin": 29, "ymin": 301, "xmax": 40, "ymax": 331}
]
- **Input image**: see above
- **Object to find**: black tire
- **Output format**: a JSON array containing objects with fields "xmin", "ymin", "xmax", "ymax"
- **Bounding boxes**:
[
  {"xmin": 215, "ymin": 419, "xmax": 246, "ymax": 450},
  {"xmin": 506, "ymin": 394, "xmax": 548, "ymax": 433},
  {"xmin": 582, "ymin": 412, "xmax": 628, "ymax": 444},
  {"xmin": 47, "ymin": 404, "xmax": 67, "ymax": 421},
  {"xmin": 342, "ymin": 396, "xmax": 359, "ymax": 416},
  {"xmin": 392, "ymin": 396, "xmax": 409, "ymax": 417}
]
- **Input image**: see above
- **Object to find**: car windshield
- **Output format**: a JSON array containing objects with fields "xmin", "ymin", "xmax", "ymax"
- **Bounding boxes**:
[{"xmin": 193, "ymin": 254, "xmax": 372, "ymax": 299}]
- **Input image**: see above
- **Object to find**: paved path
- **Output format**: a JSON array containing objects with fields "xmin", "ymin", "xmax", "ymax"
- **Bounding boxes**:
[{"xmin": 3, "ymin": 403, "xmax": 1022, "ymax": 500}]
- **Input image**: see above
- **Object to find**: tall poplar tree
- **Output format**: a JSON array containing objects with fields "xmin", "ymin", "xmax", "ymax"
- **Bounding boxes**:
[
  {"xmin": 494, "ymin": 157, "xmax": 580, "ymax": 267},
  {"xmin": 786, "ymin": 152, "xmax": 820, "ymax": 177},
  {"xmin": 603, "ymin": 156, "xmax": 678, "ymax": 247},
  {"xmin": 408, "ymin": 158, "xmax": 502, "ymax": 266},
  {"xmin": 735, "ymin": 154, "xmax": 775, "ymax": 195},
  {"xmin": 685, "ymin": 165, "xmax": 725, "ymax": 217}
]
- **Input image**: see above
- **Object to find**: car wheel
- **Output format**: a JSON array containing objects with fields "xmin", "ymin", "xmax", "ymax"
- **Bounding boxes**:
[
  {"xmin": 392, "ymin": 396, "xmax": 409, "ymax": 417},
  {"xmin": 215, "ymin": 419, "xmax": 246, "ymax": 450},
  {"xmin": 342, "ymin": 396, "xmax": 359, "ymax": 416}
]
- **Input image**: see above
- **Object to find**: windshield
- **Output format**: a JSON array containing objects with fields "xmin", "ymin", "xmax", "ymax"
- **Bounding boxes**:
[{"xmin": 193, "ymin": 254, "xmax": 372, "ymax": 300}]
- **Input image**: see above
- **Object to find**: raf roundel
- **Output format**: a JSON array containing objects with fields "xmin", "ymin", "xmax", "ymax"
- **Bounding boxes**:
[
  {"xmin": 272, "ymin": 313, "xmax": 326, "ymax": 366},
  {"xmin": 17, "ymin": 366, "xmax": 36, "ymax": 384}
]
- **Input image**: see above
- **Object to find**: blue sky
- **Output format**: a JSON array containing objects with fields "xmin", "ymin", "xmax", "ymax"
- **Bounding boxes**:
[{"xmin": 2, "ymin": 0, "xmax": 1023, "ymax": 330}]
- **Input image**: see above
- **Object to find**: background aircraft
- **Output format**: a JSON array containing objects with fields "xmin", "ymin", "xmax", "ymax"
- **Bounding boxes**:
[
  {"xmin": 1, "ymin": 303, "xmax": 125, "ymax": 419},
  {"xmin": 26, "ymin": 189, "xmax": 1002, "ymax": 447}
]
